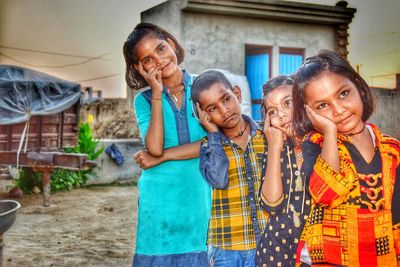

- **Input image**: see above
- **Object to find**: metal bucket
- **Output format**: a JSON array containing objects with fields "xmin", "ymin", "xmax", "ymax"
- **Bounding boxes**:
[{"xmin": 0, "ymin": 200, "xmax": 21, "ymax": 267}]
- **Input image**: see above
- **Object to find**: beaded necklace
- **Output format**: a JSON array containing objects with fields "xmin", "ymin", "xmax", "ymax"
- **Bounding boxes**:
[{"xmin": 167, "ymin": 84, "xmax": 184, "ymax": 103}]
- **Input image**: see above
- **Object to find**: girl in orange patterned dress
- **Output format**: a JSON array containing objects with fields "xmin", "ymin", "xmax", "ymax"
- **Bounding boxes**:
[{"xmin": 292, "ymin": 50, "xmax": 400, "ymax": 266}]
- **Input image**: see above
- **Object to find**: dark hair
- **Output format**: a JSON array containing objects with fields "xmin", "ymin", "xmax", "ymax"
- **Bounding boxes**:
[
  {"xmin": 263, "ymin": 75, "xmax": 294, "ymax": 97},
  {"xmin": 292, "ymin": 49, "xmax": 375, "ymax": 137},
  {"xmin": 261, "ymin": 75, "xmax": 294, "ymax": 120},
  {"xmin": 123, "ymin": 23, "xmax": 185, "ymax": 90},
  {"xmin": 191, "ymin": 70, "xmax": 233, "ymax": 105}
]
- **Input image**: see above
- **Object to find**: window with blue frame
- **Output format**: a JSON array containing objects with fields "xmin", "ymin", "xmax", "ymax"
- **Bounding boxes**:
[
  {"xmin": 245, "ymin": 45, "xmax": 271, "ymax": 122},
  {"xmin": 279, "ymin": 48, "xmax": 304, "ymax": 76}
]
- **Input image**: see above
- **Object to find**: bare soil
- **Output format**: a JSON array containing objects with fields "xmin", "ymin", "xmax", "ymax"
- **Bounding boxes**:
[{"xmin": 1, "ymin": 185, "xmax": 138, "ymax": 267}]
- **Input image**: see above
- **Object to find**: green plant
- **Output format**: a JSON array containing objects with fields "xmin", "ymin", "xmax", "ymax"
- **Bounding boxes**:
[
  {"xmin": 14, "ymin": 167, "xmax": 41, "ymax": 194},
  {"xmin": 49, "ymin": 169, "xmax": 82, "ymax": 191},
  {"xmin": 65, "ymin": 123, "xmax": 105, "ymax": 160},
  {"xmin": 59, "ymin": 122, "xmax": 105, "ymax": 189}
]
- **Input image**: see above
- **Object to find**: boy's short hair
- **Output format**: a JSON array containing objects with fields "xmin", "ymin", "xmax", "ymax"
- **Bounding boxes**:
[{"xmin": 191, "ymin": 70, "xmax": 233, "ymax": 105}]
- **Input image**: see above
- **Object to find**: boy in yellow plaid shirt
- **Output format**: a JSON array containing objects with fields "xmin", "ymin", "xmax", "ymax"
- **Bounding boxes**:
[{"xmin": 191, "ymin": 70, "xmax": 268, "ymax": 267}]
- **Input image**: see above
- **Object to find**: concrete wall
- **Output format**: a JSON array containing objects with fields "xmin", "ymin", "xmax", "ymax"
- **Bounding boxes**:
[
  {"xmin": 370, "ymin": 89, "xmax": 400, "ymax": 139},
  {"xmin": 141, "ymin": 0, "xmax": 184, "ymax": 41},
  {"xmin": 89, "ymin": 139, "xmax": 144, "ymax": 185},
  {"xmin": 181, "ymin": 13, "xmax": 335, "ymax": 76}
]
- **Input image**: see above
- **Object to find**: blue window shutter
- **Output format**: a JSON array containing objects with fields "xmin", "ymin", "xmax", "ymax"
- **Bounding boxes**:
[
  {"xmin": 245, "ymin": 54, "xmax": 269, "ymax": 121},
  {"xmin": 279, "ymin": 53, "xmax": 303, "ymax": 76}
]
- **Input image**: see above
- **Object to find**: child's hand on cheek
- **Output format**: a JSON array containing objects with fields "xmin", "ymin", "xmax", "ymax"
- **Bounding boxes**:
[
  {"xmin": 305, "ymin": 105, "xmax": 337, "ymax": 135},
  {"xmin": 135, "ymin": 62, "xmax": 163, "ymax": 98},
  {"xmin": 196, "ymin": 103, "xmax": 218, "ymax": 133},
  {"xmin": 263, "ymin": 113, "xmax": 285, "ymax": 150}
]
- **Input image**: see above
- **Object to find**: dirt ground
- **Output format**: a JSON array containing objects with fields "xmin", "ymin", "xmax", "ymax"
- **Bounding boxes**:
[{"xmin": 1, "ymin": 185, "xmax": 138, "ymax": 267}]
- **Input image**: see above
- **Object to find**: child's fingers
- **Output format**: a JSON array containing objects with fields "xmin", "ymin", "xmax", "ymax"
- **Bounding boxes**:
[
  {"xmin": 306, "ymin": 105, "xmax": 336, "ymax": 133},
  {"xmin": 197, "ymin": 105, "xmax": 208, "ymax": 123},
  {"xmin": 136, "ymin": 65, "xmax": 157, "ymax": 83},
  {"xmin": 155, "ymin": 69, "xmax": 162, "ymax": 82},
  {"xmin": 133, "ymin": 151, "xmax": 141, "ymax": 160},
  {"xmin": 196, "ymin": 102, "xmax": 202, "ymax": 117},
  {"xmin": 306, "ymin": 105, "xmax": 327, "ymax": 125},
  {"xmin": 146, "ymin": 67, "xmax": 158, "ymax": 79},
  {"xmin": 264, "ymin": 125, "xmax": 285, "ymax": 145},
  {"xmin": 146, "ymin": 68, "xmax": 163, "ymax": 87},
  {"xmin": 200, "ymin": 112, "xmax": 210, "ymax": 123},
  {"xmin": 263, "ymin": 112, "xmax": 271, "ymax": 133},
  {"xmin": 134, "ymin": 62, "xmax": 147, "ymax": 77},
  {"xmin": 268, "ymin": 123, "xmax": 286, "ymax": 138},
  {"xmin": 273, "ymin": 124, "xmax": 286, "ymax": 133},
  {"xmin": 196, "ymin": 104, "xmax": 210, "ymax": 122},
  {"xmin": 205, "ymin": 112, "xmax": 212, "ymax": 122},
  {"xmin": 306, "ymin": 105, "xmax": 321, "ymax": 120},
  {"xmin": 197, "ymin": 105, "xmax": 216, "ymax": 132},
  {"xmin": 265, "ymin": 112, "xmax": 271, "ymax": 127}
]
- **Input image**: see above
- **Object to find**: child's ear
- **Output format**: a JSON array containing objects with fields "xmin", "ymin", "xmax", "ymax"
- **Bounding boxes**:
[{"xmin": 233, "ymin": 86, "xmax": 242, "ymax": 103}]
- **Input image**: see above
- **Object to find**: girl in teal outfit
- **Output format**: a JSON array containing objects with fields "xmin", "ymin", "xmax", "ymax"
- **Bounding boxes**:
[{"xmin": 123, "ymin": 23, "xmax": 211, "ymax": 267}]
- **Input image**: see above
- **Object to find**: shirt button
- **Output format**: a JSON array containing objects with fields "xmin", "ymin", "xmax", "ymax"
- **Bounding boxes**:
[
  {"xmin": 295, "ymin": 170, "xmax": 300, "ymax": 176},
  {"xmin": 248, "ymin": 177, "xmax": 251, "ymax": 180},
  {"xmin": 250, "ymin": 198, "xmax": 254, "ymax": 201},
  {"xmin": 252, "ymin": 217, "xmax": 256, "ymax": 221}
]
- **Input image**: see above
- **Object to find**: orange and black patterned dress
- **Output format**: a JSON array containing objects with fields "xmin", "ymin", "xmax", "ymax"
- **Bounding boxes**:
[{"xmin": 299, "ymin": 124, "xmax": 400, "ymax": 266}]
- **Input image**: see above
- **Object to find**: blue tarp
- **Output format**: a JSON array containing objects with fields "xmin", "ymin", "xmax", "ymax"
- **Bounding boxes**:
[{"xmin": 0, "ymin": 65, "xmax": 81, "ymax": 125}]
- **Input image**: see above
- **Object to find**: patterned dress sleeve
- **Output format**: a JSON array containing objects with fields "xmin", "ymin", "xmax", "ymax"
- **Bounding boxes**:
[
  {"xmin": 393, "ymin": 165, "xmax": 400, "ymax": 260},
  {"xmin": 199, "ymin": 132, "xmax": 229, "ymax": 189},
  {"xmin": 303, "ymin": 132, "xmax": 358, "ymax": 208},
  {"xmin": 259, "ymin": 189, "xmax": 284, "ymax": 215}
]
